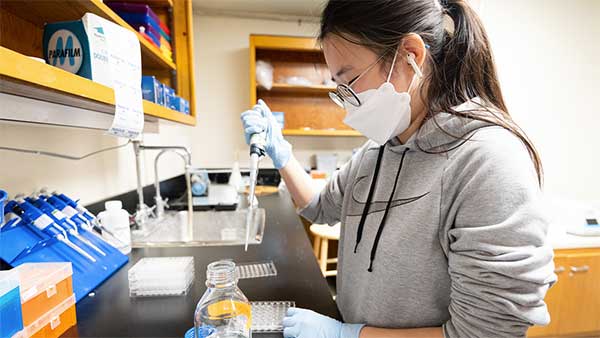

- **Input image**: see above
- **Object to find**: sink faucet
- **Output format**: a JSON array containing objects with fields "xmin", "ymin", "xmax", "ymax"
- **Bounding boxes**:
[
  {"xmin": 132, "ymin": 141, "xmax": 194, "ymax": 237},
  {"xmin": 154, "ymin": 149, "xmax": 192, "ymax": 219}
]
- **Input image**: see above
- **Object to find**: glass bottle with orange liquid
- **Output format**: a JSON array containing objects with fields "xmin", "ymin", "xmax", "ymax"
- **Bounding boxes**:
[{"xmin": 192, "ymin": 260, "xmax": 252, "ymax": 338}]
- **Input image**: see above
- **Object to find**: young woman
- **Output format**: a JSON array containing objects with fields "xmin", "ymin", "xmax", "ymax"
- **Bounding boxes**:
[{"xmin": 241, "ymin": 0, "xmax": 556, "ymax": 337}]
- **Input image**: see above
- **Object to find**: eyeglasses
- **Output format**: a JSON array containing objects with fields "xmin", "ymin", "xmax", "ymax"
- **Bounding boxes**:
[{"xmin": 329, "ymin": 53, "xmax": 387, "ymax": 108}]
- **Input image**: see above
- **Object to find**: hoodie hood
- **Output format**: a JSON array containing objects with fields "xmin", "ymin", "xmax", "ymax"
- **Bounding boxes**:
[{"xmin": 387, "ymin": 99, "xmax": 496, "ymax": 152}]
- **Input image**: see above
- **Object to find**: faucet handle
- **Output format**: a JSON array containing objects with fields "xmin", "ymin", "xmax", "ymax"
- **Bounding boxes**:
[
  {"xmin": 154, "ymin": 196, "xmax": 168, "ymax": 209},
  {"xmin": 144, "ymin": 203, "xmax": 157, "ymax": 217}
]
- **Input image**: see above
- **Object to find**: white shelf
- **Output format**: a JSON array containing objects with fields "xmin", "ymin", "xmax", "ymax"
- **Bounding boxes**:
[{"xmin": 0, "ymin": 92, "xmax": 158, "ymax": 133}]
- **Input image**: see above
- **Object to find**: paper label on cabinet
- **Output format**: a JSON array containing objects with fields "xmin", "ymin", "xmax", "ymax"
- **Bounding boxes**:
[{"xmin": 82, "ymin": 13, "xmax": 143, "ymax": 139}]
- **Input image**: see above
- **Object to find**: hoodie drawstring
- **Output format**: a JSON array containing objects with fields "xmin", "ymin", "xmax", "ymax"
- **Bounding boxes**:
[
  {"xmin": 368, "ymin": 147, "xmax": 409, "ymax": 272},
  {"xmin": 354, "ymin": 145, "xmax": 386, "ymax": 253}
]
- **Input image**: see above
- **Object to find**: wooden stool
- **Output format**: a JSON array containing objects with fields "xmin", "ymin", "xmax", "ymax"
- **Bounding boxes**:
[{"xmin": 309, "ymin": 223, "xmax": 340, "ymax": 277}]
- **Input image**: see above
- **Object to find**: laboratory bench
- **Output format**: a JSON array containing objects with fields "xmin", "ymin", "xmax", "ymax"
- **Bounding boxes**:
[
  {"xmin": 62, "ymin": 191, "xmax": 340, "ymax": 338},
  {"xmin": 548, "ymin": 226, "xmax": 600, "ymax": 250}
]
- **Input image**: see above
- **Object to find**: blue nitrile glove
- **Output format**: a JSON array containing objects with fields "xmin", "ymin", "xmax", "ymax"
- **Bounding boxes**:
[
  {"xmin": 282, "ymin": 308, "xmax": 365, "ymax": 338},
  {"xmin": 240, "ymin": 99, "xmax": 292, "ymax": 169}
]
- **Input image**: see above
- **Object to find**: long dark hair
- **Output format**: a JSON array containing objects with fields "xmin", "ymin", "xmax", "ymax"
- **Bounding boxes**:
[{"xmin": 319, "ymin": 0, "xmax": 543, "ymax": 185}]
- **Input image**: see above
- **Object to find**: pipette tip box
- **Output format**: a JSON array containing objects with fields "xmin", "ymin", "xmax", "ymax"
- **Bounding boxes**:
[
  {"xmin": 19, "ymin": 294, "xmax": 77, "ymax": 338},
  {"xmin": 3, "ymin": 263, "xmax": 78, "ymax": 338},
  {"xmin": 0, "ymin": 270, "xmax": 23, "ymax": 338},
  {"xmin": 14, "ymin": 262, "xmax": 74, "ymax": 327}
]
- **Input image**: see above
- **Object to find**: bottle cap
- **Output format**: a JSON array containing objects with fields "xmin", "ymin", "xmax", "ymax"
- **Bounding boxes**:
[{"xmin": 105, "ymin": 200, "xmax": 122, "ymax": 211}]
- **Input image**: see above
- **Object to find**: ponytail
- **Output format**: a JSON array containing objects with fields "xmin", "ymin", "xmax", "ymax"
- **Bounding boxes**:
[
  {"xmin": 432, "ymin": 1, "xmax": 503, "ymax": 109},
  {"xmin": 427, "ymin": 0, "xmax": 543, "ymax": 185}
]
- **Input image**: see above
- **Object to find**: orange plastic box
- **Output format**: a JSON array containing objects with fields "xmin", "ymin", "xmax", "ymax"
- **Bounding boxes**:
[
  {"xmin": 22, "ymin": 294, "xmax": 77, "ymax": 338},
  {"xmin": 14, "ymin": 263, "xmax": 73, "ymax": 327}
]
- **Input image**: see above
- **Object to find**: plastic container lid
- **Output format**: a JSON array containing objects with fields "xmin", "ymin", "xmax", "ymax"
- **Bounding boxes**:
[
  {"xmin": 14, "ymin": 263, "xmax": 73, "ymax": 303},
  {"xmin": 0, "ymin": 270, "xmax": 19, "ymax": 297},
  {"xmin": 21, "ymin": 294, "xmax": 75, "ymax": 337},
  {"xmin": 0, "ymin": 270, "xmax": 23, "ymax": 338},
  {"xmin": 105, "ymin": 200, "xmax": 123, "ymax": 211}
]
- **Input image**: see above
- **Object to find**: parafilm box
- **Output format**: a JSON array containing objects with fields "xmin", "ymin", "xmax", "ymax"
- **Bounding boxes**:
[{"xmin": 43, "ymin": 13, "xmax": 115, "ymax": 88}]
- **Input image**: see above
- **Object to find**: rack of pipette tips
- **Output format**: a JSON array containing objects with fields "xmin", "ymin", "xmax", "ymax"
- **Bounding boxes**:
[
  {"xmin": 0, "ymin": 189, "xmax": 129, "ymax": 304},
  {"xmin": 0, "ymin": 262, "xmax": 77, "ymax": 338}
]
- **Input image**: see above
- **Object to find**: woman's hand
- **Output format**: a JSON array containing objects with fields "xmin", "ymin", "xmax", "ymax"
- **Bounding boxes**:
[
  {"xmin": 240, "ymin": 99, "xmax": 292, "ymax": 169},
  {"xmin": 282, "ymin": 308, "xmax": 444, "ymax": 338},
  {"xmin": 282, "ymin": 308, "xmax": 364, "ymax": 338}
]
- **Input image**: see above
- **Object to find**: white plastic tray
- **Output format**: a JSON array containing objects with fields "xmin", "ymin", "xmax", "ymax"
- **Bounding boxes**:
[
  {"xmin": 237, "ymin": 260, "xmax": 277, "ymax": 279},
  {"xmin": 128, "ymin": 256, "xmax": 195, "ymax": 297},
  {"xmin": 251, "ymin": 301, "xmax": 295, "ymax": 332}
]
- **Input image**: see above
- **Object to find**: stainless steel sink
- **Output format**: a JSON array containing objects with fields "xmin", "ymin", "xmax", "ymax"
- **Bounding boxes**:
[{"xmin": 130, "ymin": 208, "xmax": 265, "ymax": 248}]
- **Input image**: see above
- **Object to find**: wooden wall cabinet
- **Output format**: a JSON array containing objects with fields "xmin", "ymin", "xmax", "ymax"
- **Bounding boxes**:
[
  {"xmin": 0, "ymin": 0, "xmax": 196, "ymax": 128},
  {"xmin": 528, "ymin": 247, "xmax": 600, "ymax": 337},
  {"xmin": 249, "ymin": 34, "xmax": 361, "ymax": 137}
]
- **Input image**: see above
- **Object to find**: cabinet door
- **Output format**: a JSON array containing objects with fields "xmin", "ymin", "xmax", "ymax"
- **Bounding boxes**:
[
  {"xmin": 527, "ymin": 256, "xmax": 569, "ymax": 337},
  {"xmin": 559, "ymin": 252, "xmax": 600, "ymax": 335}
]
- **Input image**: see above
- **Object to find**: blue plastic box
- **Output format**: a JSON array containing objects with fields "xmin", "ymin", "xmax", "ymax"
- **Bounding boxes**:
[
  {"xmin": 112, "ymin": 11, "xmax": 161, "ymax": 47},
  {"xmin": 141, "ymin": 76, "xmax": 164, "ymax": 105},
  {"xmin": 174, "ymin": 96, "xmax": 190, "ymax": 114},
  {"xmin": 182, "ymin": 98, "xmax": 190, "ymax": 115},
  {"xmin": 111, "ymin": 11, "xmax": 162, "ymax": 46},
  {"xmin": 106, "ymin": 2, "xmax": 169, "ymax": 41},
  {"xmin": 134, "ymin": 20, "xmax": 162, "ymax": 47},
  {"xmin": 0, "ymin": 271, "xmax": 23, "ymax": 338},
  {"xmin": 106, "ymin": 2, "xmax": 161, "ymax": 25},
  {"xmin": 163, "ymin": 85, "xmax": 177, "ymax": 110}
]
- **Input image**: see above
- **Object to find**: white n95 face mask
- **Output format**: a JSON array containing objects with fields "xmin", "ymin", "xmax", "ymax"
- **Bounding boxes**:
[{"xmin": 343, "ymin": 51, "xmax": 420, "ymax": 145}]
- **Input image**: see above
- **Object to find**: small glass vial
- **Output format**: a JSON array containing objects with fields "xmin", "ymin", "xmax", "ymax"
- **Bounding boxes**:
[{"xmin": 193, "ymin": 260, "xmax": 252, "ymax": 338}]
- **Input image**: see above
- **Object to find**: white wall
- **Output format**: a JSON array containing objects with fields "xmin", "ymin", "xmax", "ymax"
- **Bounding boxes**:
[
  {"xmin": 0, "ymin": 120, "xmax": 195, "ymax": 205},
  {"xmin": 480, "ymin": 0, "xmax": 600, "ymax": 200},
  {"xmin": 190, "ymin": 14, "xmax": 365, "ymax": 170},
  {"xmin": 1, "ymin": 1, "xmax": 598, "ymax": 205}
]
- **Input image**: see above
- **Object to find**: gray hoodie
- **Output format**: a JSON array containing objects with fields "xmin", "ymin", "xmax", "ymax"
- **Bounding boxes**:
[{"xmin": 299, "ymin": 104, "xmax": 556, "ymax": 338}]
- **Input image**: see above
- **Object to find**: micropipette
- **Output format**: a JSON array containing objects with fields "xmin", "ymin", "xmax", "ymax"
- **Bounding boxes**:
[
  {"xmin": 246, "ymin": 128, "xmax": 267, "ymax": 251},
  {"xmin": 39, "ymin": 189, "xmax": 90, "ymax": 226},
  {"xmin": 3, "ymin": 201, "xmax": 23, "ymax": 229},
  {"xmin": 48, "ymin": 190, "xmax": 124, "ymax": 245},
  {"xmin": 40, "ymin": 190, "xmax": 122, "ymax": 244},
  {"xmin": 28, "ymin": 195, "xmax": 107, "ymax": 256},
  {"xmin": 15, "ymin": 198, "xmax": 97, "ymax": 262}
]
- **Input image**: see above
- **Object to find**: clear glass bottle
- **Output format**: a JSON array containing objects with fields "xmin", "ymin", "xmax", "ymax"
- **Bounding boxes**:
[{"xmin": 193, "ymin": 260, "xmax": 252, "ymax": 338}]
